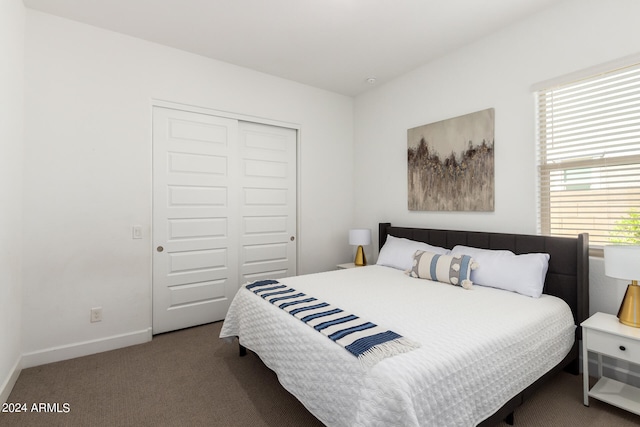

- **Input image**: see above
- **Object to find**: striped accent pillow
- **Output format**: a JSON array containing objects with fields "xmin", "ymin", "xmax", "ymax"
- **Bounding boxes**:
[{"xmin": 407, "ymin": 250, "xmax": 476, "ymax": 289}]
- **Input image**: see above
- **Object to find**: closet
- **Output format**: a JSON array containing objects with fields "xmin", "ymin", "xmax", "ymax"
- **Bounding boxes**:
[{"xmin": 152, "ymin": 106, "xmax": 297, "ymax": 333}]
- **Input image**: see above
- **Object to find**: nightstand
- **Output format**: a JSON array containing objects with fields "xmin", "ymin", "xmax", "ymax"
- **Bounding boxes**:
[
  {"xmin": 337, "ymin": 263, "xmax": 358, "ymax": 269},
  {"xmin": 581, "ymin": 312, "xmax": 640, "ymax": 415}
]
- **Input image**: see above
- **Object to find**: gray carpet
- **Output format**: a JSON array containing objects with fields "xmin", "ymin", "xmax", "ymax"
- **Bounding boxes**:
[{"xmin": 1, "ymin": 321, "xmax": 639, "ymax": 427}]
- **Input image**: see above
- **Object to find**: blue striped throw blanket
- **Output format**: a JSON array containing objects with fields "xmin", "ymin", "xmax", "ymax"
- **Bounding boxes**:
[{"xmin": 246, "ymin": 279, "xmax": 421, "ymax": 367}]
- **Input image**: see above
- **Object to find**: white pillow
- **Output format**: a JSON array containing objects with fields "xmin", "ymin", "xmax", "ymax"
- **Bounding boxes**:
[
  {"xmin": 377, "ymin": 235, "xmax": 449, "ymax": 271},
  {"xmin": 450, "ymin": 245, "xmax": 550, "ymax": 298}
]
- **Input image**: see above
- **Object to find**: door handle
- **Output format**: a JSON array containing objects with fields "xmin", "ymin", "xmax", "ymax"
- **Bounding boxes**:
[
  {"xmin": 290, "ymin": 236, "xmax": 295, "ymax": 241},
  {"xmin": 157, "ymin": 246, "xmax": 164, "ymax": 252}
]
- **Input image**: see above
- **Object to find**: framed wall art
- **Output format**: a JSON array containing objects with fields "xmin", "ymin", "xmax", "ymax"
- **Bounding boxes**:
[{"xmin": 407, "ymin": 108, "xmax": 495, "ymax": 211}]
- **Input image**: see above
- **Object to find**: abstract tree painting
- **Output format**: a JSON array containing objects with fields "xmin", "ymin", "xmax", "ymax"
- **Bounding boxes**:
[{"xmin": 408, "ymin": 108, "xmax": 495, "ymax": 211}]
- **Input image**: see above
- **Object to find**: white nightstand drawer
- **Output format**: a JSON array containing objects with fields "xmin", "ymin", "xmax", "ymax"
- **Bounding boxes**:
[{"xmin": 587, "ymin": 329, "xmax": 640, "ymax": 363}]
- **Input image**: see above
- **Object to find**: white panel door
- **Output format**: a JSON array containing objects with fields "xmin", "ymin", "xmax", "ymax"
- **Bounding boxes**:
[
  {"xmin": 152, "ymin": 106, "xmax": 239, "ymax": 334},
  {"xmin": 238, "ymin": 121, "xmax": 297, "ymax": 283}
]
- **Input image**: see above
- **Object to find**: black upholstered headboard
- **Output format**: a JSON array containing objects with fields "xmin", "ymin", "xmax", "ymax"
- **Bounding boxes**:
[{"xmin": 378, "ymin": 223, "xmax": 589, "ymax": 336}]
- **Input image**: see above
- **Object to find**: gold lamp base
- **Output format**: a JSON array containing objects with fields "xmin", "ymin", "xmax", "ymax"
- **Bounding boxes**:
[
  {"xmin": 618, "ymin": 281, "xmax": 640, "ymax": 328},
  {"xmin": 354, "ymin": 245, "xmax": 367, "ymax": 266}
]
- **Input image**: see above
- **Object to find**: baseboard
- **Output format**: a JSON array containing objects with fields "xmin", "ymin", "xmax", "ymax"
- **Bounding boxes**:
[
  {"xmin": 1, "ymin": 357, "xmax": 22, "ymax": 404},
  {"xmin": 21, "ymin": 328, "xmax": 152, "ymax": 369}
]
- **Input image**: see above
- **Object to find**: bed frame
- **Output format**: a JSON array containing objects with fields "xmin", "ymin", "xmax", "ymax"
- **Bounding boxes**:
[{"xmin": 379, "ymin": 223, "xmax": 589, "ymax": 426}]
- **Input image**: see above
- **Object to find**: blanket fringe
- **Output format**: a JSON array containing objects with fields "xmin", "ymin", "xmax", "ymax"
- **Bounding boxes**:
[{"xmin": 358, "ymin": 337, "xmax": 421, "ymax": 368}]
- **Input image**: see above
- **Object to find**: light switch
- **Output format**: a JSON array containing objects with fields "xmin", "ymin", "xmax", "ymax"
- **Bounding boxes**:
[{"xmin": 132, "ymin": 225, "xmax": 143, "ymax": 239}]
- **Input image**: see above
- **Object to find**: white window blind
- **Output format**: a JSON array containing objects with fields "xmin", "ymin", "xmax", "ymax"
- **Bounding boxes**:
[{"xmin": 536, "ymin": 62, "xmax": 640, "ymax": 247}]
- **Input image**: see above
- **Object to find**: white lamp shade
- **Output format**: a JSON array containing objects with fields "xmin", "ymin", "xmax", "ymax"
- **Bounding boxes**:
[
  {"xmin": 604, "ymin": 245, "xmax": 640, "ymax": 280},
  {"xmin": 349, "ymin": 228, "xmax": 371, "ymax": 246}
]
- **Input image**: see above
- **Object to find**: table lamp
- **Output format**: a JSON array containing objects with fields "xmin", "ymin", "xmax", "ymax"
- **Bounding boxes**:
[
  {"xmin": 604, "ymin": 245, "xmax": 640, "ymax": 327},
  {"xmin": 349, "ymin": 228, "xmax": 371, "ymax": 266}
]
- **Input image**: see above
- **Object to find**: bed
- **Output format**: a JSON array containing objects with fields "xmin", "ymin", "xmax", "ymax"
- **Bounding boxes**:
[{"xmin": 220, "ymin": 223, "xmax": 589, "ymax": 426}]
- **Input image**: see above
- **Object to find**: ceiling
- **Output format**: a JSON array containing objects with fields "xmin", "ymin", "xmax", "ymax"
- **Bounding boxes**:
[{"xmin": 23, "ymin": 0, "xmax": 564, "ymax": 96}]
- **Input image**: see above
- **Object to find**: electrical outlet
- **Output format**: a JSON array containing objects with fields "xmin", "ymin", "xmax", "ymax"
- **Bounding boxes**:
[{"xmin": 90, "ymin": 307, "xmax": 103, "ymax": 323}]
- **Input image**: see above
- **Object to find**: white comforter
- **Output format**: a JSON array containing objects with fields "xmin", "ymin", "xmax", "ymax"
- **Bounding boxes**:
[{"xmin": 220, "ymin": 265, "xmax": 575, "ymax": 427}]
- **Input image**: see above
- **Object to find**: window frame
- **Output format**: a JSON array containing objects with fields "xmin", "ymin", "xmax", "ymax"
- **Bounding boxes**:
[{"xmin": 534, "ymin": 57, "xmax": 640, "ymax": 256}]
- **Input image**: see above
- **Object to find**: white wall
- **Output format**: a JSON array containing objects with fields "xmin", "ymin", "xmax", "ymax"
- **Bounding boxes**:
[
  {"xmin": 353, "ymin": 0, "xmax": 640, "ymax": 316},
  {"xmin": 22, "ymin": 10, "xmax": 354, "ymax": 365},
  {"xmin": 0, "ymin": 0, "xmax": 25, "ymax": 402}
]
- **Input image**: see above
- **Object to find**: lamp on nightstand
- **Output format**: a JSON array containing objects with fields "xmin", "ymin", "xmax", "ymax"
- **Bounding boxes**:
[
  {"xmin": 604, "ymin": 245, "xmax": 640, "ymax": 328},
  {"xmin": 349, "ymin": 228, "xmax": 371, "ymax": 266}
]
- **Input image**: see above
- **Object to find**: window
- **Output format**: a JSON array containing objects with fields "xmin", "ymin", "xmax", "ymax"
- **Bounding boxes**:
[{"xmin": 535, "ymin": 61, "xmax": 640, "ymax": 249}]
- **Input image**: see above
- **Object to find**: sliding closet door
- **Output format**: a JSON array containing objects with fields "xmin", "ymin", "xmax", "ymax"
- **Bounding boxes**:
[
  {"xmin": 238, "ymin": 122, "xmax": 297, "ymax": 283},
  {"xmin": 152, "ymin": 107, "xmax": 297, "ymax": 334},
  {"xmin": 152, "ymin": 106, "xmax": 240, "ymax": 334}
]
